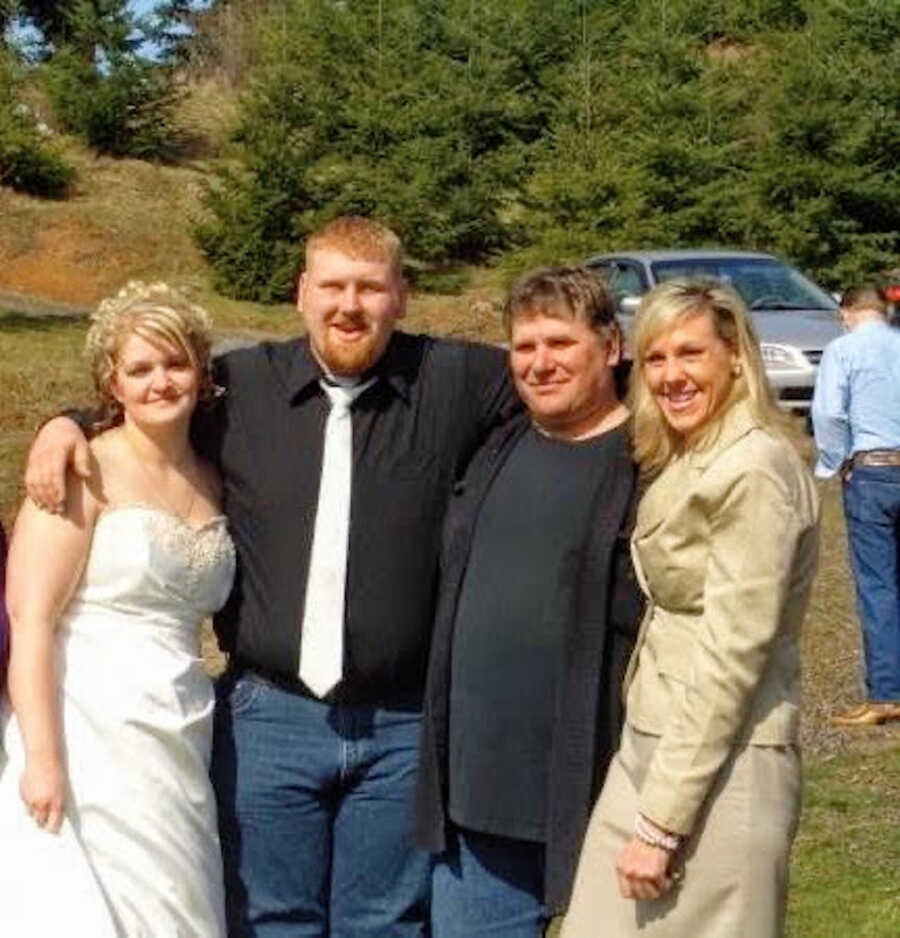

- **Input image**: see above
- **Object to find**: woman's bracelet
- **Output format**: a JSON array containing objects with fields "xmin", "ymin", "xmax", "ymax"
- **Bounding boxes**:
[{"xmin": 634, "ymin": 813, "xmax": 682, "ymax": 852}]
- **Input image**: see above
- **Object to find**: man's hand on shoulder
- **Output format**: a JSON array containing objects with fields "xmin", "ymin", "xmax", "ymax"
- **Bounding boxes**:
[{"xmin": 24, "ymin": 417, "xmax": 91, "ymax": 515}]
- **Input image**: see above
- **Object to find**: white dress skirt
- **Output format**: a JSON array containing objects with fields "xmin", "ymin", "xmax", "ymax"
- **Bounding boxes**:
[{"xmin": 0, "ymin": 506, "xmax": 235, "ymax": 938}]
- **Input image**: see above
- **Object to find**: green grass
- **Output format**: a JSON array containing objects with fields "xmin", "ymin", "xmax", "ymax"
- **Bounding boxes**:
[
  {"xmin": 0, "ymin": 314, "xmax": 91, "ymax": 525},
  {"xmin": 787, "ymin": 747, "xmax": 900, "ymax": 937},
  {"xmin": 546, "ymin": 747, "xmax": 900, "ymax": 937}
]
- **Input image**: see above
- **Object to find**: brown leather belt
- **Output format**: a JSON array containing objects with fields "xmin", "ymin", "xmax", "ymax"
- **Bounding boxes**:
[{"xmin": 853, "ymin": 449, "xmax": 900, "ymax": 467}]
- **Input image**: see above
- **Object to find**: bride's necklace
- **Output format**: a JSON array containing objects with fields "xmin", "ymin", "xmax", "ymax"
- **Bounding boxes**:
[{"xmin": 125, "ymin": 434, "xmax": 198, "ymax": 523}]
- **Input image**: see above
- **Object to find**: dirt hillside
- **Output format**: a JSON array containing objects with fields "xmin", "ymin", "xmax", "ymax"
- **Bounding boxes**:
[
  {"xmin": 0, "ymin": 145, "xmax": 209, "ymax": 306},
  {"xmin": 0, "ymin": 137, "xmax": 506, "ymax": 342}
]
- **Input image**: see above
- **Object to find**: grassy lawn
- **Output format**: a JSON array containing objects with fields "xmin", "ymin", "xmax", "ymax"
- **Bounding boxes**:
[
  {"xmin": 0, "ymin": 314, "xmax": 92, "ymax": 524},
  {"xmin": 787, "ymin": 746, "xmax": 900, "ymax": 937},
  {"xmin": 2, "ymin": 311, "xmax": 898, "ymax": 935}
]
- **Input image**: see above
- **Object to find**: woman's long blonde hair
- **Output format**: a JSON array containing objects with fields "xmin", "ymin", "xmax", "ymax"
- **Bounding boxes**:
[{"xmin": 629, "ymin": 278, "xmax": 796, "ymax": 477}]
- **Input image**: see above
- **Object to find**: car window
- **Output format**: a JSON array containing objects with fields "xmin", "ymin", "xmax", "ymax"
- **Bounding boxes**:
[
  {"xmin": 587, "ymin": 261, "xmax": 614, "ymax": 283},
  {"xmin": 608, "ymin": 262, "xmax": 645, "ymax": 300},
  {"xmin": 650, "ymin": 258, "xmax": 836, "ymax": 311}
]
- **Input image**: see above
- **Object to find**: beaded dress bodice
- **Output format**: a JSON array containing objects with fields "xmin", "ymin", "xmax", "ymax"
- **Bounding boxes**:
[{"xmin": 60, "ymin": 505, "xmax": 235, "ymax": 638}]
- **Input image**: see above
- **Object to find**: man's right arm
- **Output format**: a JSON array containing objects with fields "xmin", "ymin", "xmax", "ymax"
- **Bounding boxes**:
[
  {"xmin": 24, "ymin": 417, "xmax": 92, "ymax": 514},
  {"xmin": 466, "ymin": 342, "xmax": 521, "ymax": 434},
  {"xmin": 810, "ymin": 343, "xmax": 850, "ymax": 479}
]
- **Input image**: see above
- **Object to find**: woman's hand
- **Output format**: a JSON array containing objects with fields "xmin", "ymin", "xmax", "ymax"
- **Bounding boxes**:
[
  {"xmin": 20, "ymin": 752, "xmax": 67, "ymax": 834},
  {"xmin": 615, "ymin": 836, "xmax": 678, "ymax": 901}
]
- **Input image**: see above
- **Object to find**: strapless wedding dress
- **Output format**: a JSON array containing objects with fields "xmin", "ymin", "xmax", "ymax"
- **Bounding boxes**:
[{"xmin": 0, "ymin": 505, "xmax": 235, "ymax": 937}]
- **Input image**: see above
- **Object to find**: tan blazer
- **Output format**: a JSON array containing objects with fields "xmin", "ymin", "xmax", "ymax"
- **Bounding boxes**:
[{"xmin": 623, "ymin": 400, "xmax": 819, "ymax": 836}]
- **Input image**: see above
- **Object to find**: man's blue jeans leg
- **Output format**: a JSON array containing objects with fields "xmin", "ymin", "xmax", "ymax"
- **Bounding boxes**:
[
  {"xmin": 843, "ymin": 465, "xmax": 900, "ymax": 701},
  {"xmin": 431, "ymin": 826, "xmax": 547, "ymax": 938},
  {"xmin": 211, "ymin": 672, "xmax": 431, "ymax": 938}
]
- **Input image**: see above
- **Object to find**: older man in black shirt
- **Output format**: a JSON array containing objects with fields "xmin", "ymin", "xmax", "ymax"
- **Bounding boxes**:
[
  {"xmin": 25, "ymin": 217, "xmax": 517, "ymax": 937},
  {"xmin": 416, "ymin": 267, "xmax": 643, "ymax": 937}
]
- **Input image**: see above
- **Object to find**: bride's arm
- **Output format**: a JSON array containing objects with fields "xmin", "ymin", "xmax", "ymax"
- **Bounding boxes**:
[{"xmin": 6, "ymin": 470, "xmax": 99, "ymax": 834}]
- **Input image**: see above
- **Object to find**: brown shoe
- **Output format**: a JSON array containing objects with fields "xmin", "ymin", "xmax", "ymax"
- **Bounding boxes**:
[{"xmin": 831, "ymin": 702, "xmax": 900, "ymax": 726}]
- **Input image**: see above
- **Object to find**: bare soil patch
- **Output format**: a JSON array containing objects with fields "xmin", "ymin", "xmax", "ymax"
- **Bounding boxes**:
[{"xmin": 0, "ymin": 144, "xmax": 209, "ymax": 305}]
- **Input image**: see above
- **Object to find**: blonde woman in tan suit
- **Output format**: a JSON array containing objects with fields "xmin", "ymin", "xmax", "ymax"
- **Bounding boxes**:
[{"xmin": 561, "ymin": 279, "xmax": 819, "ymax": 937}]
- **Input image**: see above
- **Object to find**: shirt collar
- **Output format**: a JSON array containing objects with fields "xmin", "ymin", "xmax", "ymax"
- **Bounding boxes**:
[
  {"xmin": 371, "ymin": 334, "xmax": 413, "ymax": 402},
  {"xmin": 854, "ymin": 317, "xmax": 890, "ymax": 336},
  {"xmin": 280, "ymin": 333, "xmax": 412, "ymax": 403},
  {"xmin": 683, "ymin": 396, "xmax": 759, "ymax": 471}
]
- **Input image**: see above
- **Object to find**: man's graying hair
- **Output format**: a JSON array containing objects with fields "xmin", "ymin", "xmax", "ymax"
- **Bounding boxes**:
[{"xmin": 503, "ymin": 265, "xmax": 619, "ymax": 339}]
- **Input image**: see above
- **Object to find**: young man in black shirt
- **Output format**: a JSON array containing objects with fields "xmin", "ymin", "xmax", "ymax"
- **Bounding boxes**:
[
  {"xmin": 24, "ymin": 217, "xmax": 517, "ymax": 937},
  {"xmin": 416, "ymin": 267, "xmax": 643, "ymax": 936}
]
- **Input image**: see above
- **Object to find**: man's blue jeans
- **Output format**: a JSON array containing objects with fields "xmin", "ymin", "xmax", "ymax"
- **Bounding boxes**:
[
  {"xmin": 431, "ymin": 826, "xmax": 547, "ymax": 938},
  {"xmin": 843, "ymin": 465, "xmax": 900, "ymax": 701},
  {"xmin": 211, "ymin": 671, "xmax": 431, "ymax": 937}
]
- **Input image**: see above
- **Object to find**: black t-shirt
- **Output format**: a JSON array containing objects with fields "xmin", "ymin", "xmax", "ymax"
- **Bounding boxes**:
[{"xmin": 448, "ymin": 425, "xmax": 627, "ymax": 842}]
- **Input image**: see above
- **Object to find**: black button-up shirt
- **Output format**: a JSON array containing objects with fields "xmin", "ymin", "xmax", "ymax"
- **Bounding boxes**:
[{"xmin": 195, "ymin": 331, "xmax": 515, "ymax": 705}]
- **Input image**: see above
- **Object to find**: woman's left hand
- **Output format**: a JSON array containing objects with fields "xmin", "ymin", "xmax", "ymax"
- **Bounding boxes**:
[
  {"xmin": 616, "ymin": 836, "xmax": 678, "ymax": 901},
  {"xmin": 20, "ymin": 753, "xmax": 67, "ymax": 834}
]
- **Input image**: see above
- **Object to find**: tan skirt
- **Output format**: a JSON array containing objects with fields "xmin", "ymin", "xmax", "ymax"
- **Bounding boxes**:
[{"xmin": 560, "ymin": 725, "xmax": 801, "ymax": 938}]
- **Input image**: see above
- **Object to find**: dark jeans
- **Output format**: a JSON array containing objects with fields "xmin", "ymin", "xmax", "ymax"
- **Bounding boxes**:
[
  {"xmin": 431, "ymin": 826, "xmax": 547, "ymax": 938},
  {"xmin": 843, "ymin": 464, "xmax": 900, "ymax": 701},
  {"xmin": 211, "ymin": 671, "xmax": 431, "ymax": 937}
]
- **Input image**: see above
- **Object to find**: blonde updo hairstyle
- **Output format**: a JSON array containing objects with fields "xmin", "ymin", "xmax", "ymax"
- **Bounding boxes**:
[
  {"xmin": 629, "ymin": 278, "xmax": 795, "ymax": 478},
  {"xmin": 85, "ymin": 281, "xmax": 215, "ymax": 428}
]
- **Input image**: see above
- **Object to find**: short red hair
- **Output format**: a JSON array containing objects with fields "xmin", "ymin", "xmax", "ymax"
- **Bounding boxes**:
[{"xmin": 305, "ymin": 216, "xmax": 403, "ymax": 273}]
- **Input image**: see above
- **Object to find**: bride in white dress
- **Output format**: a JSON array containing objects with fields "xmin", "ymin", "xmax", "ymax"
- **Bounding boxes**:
[{"xmin": 0, "ymin": 282, "xmax": 235, "ymax": 937}]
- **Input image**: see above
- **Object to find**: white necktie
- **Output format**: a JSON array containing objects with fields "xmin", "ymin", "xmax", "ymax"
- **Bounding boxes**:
[{"xmin": 298, "ymin": 377, "xmax": 375, "ymax": 697}]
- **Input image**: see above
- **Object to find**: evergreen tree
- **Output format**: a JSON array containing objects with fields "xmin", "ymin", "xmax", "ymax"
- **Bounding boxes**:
[
  {"xmin": 197, "ymin": 0, "xmax": 578, "ymax": 300},
  {"xmin": 19, "ymin": 0, "xmax": 136, "ymax": 60},
  {"xmin": 140, "ymin": 0, "xmax": 217, "ymax": 66},
  {"xmin": 17, "ymin": 0, "xmax": 184, "ymax": 159},
  {"xmin": 195, "ymin": 0, "xmax": 900, "ymax": 299},
  {"xmin": 523, "ymin": 1, "xmax": 762, "ymax": 263},
  {"xmin": 749, "ymin": 2, "xmax": 900, "ymax": 286},
  {"xmin": 520, "ymin": 0, "xmax": 898, "ymax": 286},
  {"xmin": 0, "ymin": 0, "xmax": 15, "ymax": 37}
]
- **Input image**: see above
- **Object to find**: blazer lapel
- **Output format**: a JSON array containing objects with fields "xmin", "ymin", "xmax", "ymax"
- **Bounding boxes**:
[
  {"xmin": 633, "ymin": 454, "xmax": 689, "ymax": 543},
  {"xmin": 623, "ymin": 399, "xmax": 761, "ymax": 693}
]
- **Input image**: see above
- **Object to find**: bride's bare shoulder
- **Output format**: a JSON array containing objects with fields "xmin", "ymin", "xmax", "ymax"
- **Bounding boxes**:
[{"xmin": 85, "ymin": 427, "xmax": 128, "ymax": 505}]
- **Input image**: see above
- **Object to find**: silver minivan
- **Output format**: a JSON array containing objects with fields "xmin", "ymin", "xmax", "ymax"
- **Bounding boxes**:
[{"xmin": 585, "ymin": 249, "xmax": 843, "ymax": 414}]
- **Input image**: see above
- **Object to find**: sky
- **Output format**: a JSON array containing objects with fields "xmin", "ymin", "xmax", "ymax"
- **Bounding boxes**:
[
  {"xmin": 6, "ymin": 1, "xmax": 211, "ymax": 59},
  {"xmin": 131, "ymin": 1, "xmax": 214, "ymax": 17}
]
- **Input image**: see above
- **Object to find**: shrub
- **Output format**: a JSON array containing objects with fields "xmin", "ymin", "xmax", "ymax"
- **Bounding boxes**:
[
  {"xmin": 43, "ymin": 49, "xmax": 181, "ymax": 159},
  {"xmin": 0, "ymin": 114, "xmax": 74, "ymax": 196},
  {"xmin": 0, "ymin": 54, "xmax": 74, "ymax": 197}
]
